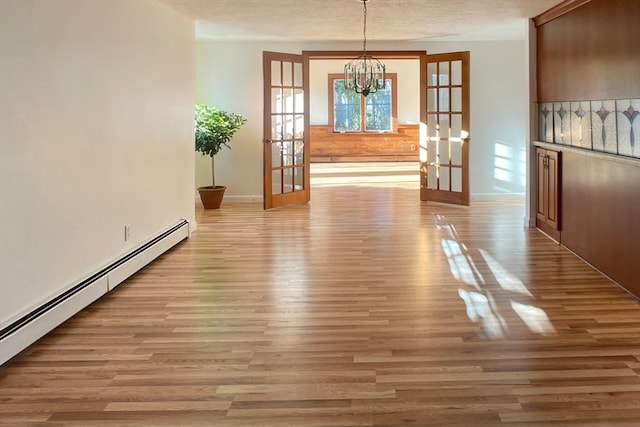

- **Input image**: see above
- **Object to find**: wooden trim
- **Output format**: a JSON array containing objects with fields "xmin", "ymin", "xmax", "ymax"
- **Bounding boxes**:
[
  {"xmin": 303, "ymin": 52, "xmax": 311, "ymax": 198},
  {"xmin": 303, "ymin": 50, "xmax": 427, "ymax": 60},
  {"xmin": 262, "ymin": 50, "xmax": 307, "ymax": 63},
  {"xmin": 328, "ymin": 73, "xmax": 398, "ymax": 133},
  {"xmin": 262, "ymin": 52, "xmax": 274, "ymax": 209},
  {"xmin": 461, "ymin": 50, "xmax": 471, "ymax": 206},
  {"xmin": 533, "ymin": 0, "xmax": 591, "ymax": 27},
  {"xmin": 419, "ymin": 52, "xmax": 427, "ymax": 159}
]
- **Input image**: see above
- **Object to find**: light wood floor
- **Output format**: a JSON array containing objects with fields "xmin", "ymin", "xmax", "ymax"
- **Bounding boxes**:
[{"xmin": 2, "ymin": 166, "xmax": 640, "ymax": 426}]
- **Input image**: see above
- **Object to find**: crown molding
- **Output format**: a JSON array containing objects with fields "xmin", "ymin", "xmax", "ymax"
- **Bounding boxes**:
[{"xmin": 534, "ymin": 0, "xmax": 591, "ymax": 27}]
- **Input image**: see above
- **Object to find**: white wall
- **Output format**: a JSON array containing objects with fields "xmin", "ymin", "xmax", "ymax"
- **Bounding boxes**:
[
  {"xmin": 0, "ymin": 0, "xmax": 195, "ymax": 329},
  {"xmin": 424, "ymin": 41, "xmax": 528, "ymax": 199},
  {"xmin": 195, "ymin": 40, "xmax": 527, "ymax": 200}
]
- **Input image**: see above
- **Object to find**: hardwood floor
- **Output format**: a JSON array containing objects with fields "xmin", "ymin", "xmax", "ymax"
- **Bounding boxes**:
[{"xmin": 1, "ymin": 169, "xmax": 640, "ymax": 426}]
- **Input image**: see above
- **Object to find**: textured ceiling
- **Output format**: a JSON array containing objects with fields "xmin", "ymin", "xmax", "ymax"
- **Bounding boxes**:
[{"xmin": 160, "ymin": 0, "xmax": 563, "ymax": 41}]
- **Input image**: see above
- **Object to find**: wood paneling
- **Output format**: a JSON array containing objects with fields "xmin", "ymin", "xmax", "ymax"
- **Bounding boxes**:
[
  {"xmin": 561, "ymin": 150, "xmax": 640, "ymax": 297},
  {"xmin": 1, "ymin": 183, "xmax": 640, "ymax": 426},
  {"xmin": 536, "ymin": 0, "xmax": 640, "ymax": 102},
  {"xmin": 534, "ymin": 0, "xmax": 640, "ymax": 299},
  {"xmin": 310, "ymin": 124, "xmax": 419, "ymax": 162}
]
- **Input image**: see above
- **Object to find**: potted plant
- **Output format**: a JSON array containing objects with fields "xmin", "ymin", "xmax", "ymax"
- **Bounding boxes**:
[{"xmin": 195, "ymin": 104, "xmax": 247, "ymax": 209}]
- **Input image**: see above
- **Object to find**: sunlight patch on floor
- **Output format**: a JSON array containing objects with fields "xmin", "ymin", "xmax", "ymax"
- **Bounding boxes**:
[
  {"xmin": 310, "ymin": 162, "xmax": 420, "ymax": 188},
  {"xmin": 437, "ymin": 214, "xmax": 557, "ymax": 339}
]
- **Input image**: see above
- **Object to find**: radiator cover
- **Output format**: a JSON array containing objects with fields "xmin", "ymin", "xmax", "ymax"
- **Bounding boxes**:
[{"xmin": 0, "ymin": 219, "xmax": 189, "ymax": 366}]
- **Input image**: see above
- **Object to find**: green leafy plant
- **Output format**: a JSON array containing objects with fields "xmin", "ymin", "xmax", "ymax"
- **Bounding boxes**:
[{"xmin": 195, "ymin": 104, "xmax": 247, "ymax": 187}]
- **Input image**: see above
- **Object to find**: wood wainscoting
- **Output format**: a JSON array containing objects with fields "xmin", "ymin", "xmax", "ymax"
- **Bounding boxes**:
[{"xmin": 310, "ymin": 124, "xmax": 419, "ymax": 162}]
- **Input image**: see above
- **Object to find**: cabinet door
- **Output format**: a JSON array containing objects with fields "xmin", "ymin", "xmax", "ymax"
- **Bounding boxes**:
[
  {"xmin": 536, "ymin": 148, "xmax": 561, "ymax": 241},
  {"xmin": 546, "ymin": 150, "xmax": 560, "ymax": 230}
]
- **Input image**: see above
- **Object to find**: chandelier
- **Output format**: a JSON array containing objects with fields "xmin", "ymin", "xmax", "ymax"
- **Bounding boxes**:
[{"xmin": 344, "ymin": 0, "xmax": 386, "ymax": 97}]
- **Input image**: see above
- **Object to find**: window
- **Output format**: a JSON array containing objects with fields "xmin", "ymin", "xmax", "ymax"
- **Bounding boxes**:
[{"xmin": 329, "ymin": 73, "xmax": 397, "ymax": 133}]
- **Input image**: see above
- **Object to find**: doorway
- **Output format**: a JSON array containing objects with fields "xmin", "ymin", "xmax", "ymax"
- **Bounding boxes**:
[
  {"xmin": 262, "ymin": 50, "xmax": 470, "ymax": 208},
  {"xmin": 308, "ymin": 53, "xmax": 423, "ymax": 191}
]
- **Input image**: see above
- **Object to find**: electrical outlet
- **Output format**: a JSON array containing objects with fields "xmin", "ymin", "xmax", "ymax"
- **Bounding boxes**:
[{"xmin": 124, "ymin": 224, "xmax": 130, "ymax": 241}]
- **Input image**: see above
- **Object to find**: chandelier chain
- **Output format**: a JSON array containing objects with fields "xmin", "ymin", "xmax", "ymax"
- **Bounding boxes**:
[
  {"xmin": 343, "ymin": 0, "xmax": 385, "ymax": 97},
  {"xmin": 363, "ymin": 0, "xmax": 367, "ymax": 55}
]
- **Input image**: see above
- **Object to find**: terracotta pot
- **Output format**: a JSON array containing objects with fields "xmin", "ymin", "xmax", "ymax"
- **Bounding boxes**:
[{"xmin": 197, "ymin": 186, "xmax": 226, "ymax": 209}]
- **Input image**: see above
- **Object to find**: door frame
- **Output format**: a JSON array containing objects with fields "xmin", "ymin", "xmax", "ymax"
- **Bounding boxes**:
[{"xmin": 302, "ymin": 50, "xmax": 427, "ymax": 183}]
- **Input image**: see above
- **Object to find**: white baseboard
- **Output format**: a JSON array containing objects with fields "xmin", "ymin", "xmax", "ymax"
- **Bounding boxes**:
[
  {"xmin": 523, "ymin": 215, "xmax": 536, "ymax": 228},
  {"xmin": 224, "ymin": 195, "xmax": 263, "ymax": 203},
  {"xmin": 196, "ymin": 194, "xmax": 263, "ymax": 203}
]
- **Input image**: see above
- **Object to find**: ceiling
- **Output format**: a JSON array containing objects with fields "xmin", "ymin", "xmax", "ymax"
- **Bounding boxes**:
[{"xmin": 160, "ymin": 0, "xmax": 563, "ymax": 42}]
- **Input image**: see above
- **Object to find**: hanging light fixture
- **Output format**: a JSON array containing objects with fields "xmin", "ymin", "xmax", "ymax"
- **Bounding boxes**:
[{"xmin": 344, "ymin": 0, "xmax": 386, "ymax": 97}]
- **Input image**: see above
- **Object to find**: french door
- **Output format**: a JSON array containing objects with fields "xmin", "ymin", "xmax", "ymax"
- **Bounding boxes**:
[
  {"xmin": 262, "ymin": 51, "xmax": 310, "ymax": 209},
  {"xmin": 420, "ymin": 51, "xmax": 470, "ymax": 206}
]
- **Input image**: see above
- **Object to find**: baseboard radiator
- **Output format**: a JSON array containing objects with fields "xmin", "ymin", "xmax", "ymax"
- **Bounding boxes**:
[{"xmin": 0, "ymin": 220, "xmax": 190, "ymax": 366}]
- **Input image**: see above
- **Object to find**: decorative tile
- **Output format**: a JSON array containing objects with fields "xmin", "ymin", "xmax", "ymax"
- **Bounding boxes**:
[
  {"xmin": 570, "ymin": 101, "xmax": 591, "ymax": 149},
  {"xmin": 591, "ymin": 100, "xmax": 617, "ymax": 154},
  {"xmin": 538, "ymin": 103, "xmax": 554, "ymax": 143},
  {"xmin": 537, "ymin": 98, "xmax": 640, "ymax": 159},
  {"xmin": 617, "ymin": 99, "xmax": 640, "ymax": 158},
  {"xmin": 553, "ymin": 102, "xmax": 571, "ymax": 145}
]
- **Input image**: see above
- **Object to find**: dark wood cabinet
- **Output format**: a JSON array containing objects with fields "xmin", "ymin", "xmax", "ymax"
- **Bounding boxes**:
[{"xmin": 536, "ymin": 147, "xmax": 561, "ymax": 241}]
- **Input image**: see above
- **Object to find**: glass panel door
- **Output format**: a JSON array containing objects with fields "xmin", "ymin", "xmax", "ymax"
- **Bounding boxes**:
[
  {"xmin": 263, "ymin": 52, "xmax": 309, "ymax": 209},
  {"xmin": 420, "ymin": 51, "xmax": 470, "ymax": 206}
]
